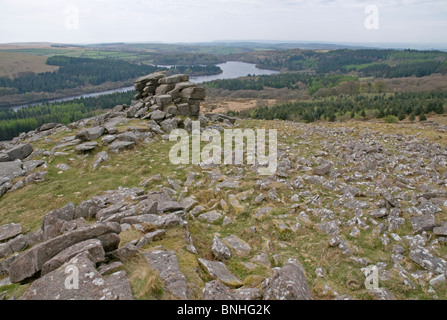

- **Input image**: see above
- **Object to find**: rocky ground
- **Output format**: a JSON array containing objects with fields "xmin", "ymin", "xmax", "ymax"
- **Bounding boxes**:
[{"xmin": 1, "ymin": 75, "xmax": 447, "ymax": 300}]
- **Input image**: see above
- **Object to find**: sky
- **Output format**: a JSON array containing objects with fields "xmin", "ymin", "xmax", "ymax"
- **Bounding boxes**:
[{"xmin": 0, "ymin": 0, "xmax": 446, "ymax": 48}]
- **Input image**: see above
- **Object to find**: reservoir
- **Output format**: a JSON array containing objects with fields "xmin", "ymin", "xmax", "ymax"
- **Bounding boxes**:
[{"xmin": 11, "ymin": 61, "xmax": 279, "ymax": 111}]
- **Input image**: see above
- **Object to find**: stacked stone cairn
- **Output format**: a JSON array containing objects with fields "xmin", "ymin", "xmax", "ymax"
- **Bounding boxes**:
[{"xmin": 133, "ymin": 72, "xmax": 206, "ymax": 118}]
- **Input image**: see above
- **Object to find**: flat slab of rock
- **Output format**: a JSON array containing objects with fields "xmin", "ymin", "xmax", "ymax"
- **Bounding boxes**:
[
  {"xmin": 212, "ymin": 236, "xmax": 231, "ymax": 260},
  {"xmin": 411, "ymin": 214, "xmax": 437, "ymax": 233},
  {"xmin": 198, "ymin": 211, "xmax": 223, "ymax": 224},
  {"xmin": 20, "ymin": 253, "xmax": 133, "ymax": 300},
  {"xmin": 143, "ymin": 251, "xmax": 188, "ymax": 299},
  {"xmin": 0, "ymin": 223, "xmax": 22, "ymax": 243},
  {"xmin": 121, "ymin": 213, "xmax": 181, "ymax": 229},
  {"xmin": 6, "ymin": 144, "xmax": 33, "ymax": 161},
  {"xmin": 75, "ymin": 142, "xmax": 98, "ymax": 153},
  {"xmin": 76, "ymin": 127, "xmax": 105, "ymax": 142},
  {"xmin": 9, "ymin": 222, "xmax": 120, "ymax": 283},
  {"xmin": 409, "ymin": 246, "xmax": 447, "ymax": 275},
  {"xmin": 0, "ymin": 161, "xmax": 25, "ymax": 181},
  {"xmin": 222, "ymin": 235, "xmax": 251, "ymax": 257},
  {"xmin": 317, "ymin": 220, "xmax": 340, "ymax": 236},
  {"xmin": 433, "ymin": 227, "xmax": 447, "ymax": 236},
  {"xmin": 198, "ymin": 258, "xmax": 242, "ymax": 287},
  {"xmin": 136, "ymin": 229, "xmax": 166, "ymax": 248},
  {"xmin": 108, "ymin": 141, "xmax": 135, "ymax": 154},
  {"xmin": 313, "ymin": 164, "xmax": 331, "ymax": 176},
  {"xmin": 41, "ymin": 239, "xmax": 106, "ymax": 276},
  {"xmin": 262, "ymin": 260, "xmax": 312, "ymax": 300},
  {"xmin": 202, "ymin": 280, "xmax": 236, "ymax": 300}
]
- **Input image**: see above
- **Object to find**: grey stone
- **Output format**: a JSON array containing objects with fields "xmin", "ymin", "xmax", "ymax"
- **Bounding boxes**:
[
  {"xmin": 434, "ymin": 227, "xmax": 447, "ymax": 236},
  {"xmin": 212, "ymin": 236, "xmax": 231, "ymax": 260},
  {"xmin": 9, "ymin": 222, "xmax": 120, "ymax": 283},
  {"xmin": 56, "ymin": 163, "xmax": 70, "ymax": 171},
  {"xmin": 107, "ymin": 243, "xmax": 139, "ymax": 261},
  {"xmin": 75, "ymin": 142, "xmax": 98, "ymax": 153},
  {"xmin": 117, "ymin": 132, "xmax": 139, "ymax": 144},
  {"xmin": 6, "ymin": 144, "xmax": 33, "ymax": 161},
  {"xmin": 75, "ymin": 199, "xmax": 103, "ymax": 220},
  {"xmin": 181, "ymin": 87, "xmax": 206, "ymax": 100},
  {"xmin": 177, "ymin": 103, "xmax": 191, "ymax": 116},
  {"xmin": 108, "ymin": 141, "xmax": 135, "ymax": 154},
  {"xmin": 97, "ymin": 233, "xmax": 121, "ymax": 253},
  {"xmin": 198, "ymin": 258, "xmax": 242, "ymax": 287},
  {"xmin": 202, "ymin": 280, "xmax": 236, "ymax": 300},
  {"xmin": 102, "ymin": 208, "xmax": 138, "ymax": 223},
  {"xmin": 143, "ymin": 251, "xmax": 188, "ymax": 299},
  {"xmin": 20, "ymin": 160, "xmax": 44, "ymax": 174},
  {"xmin": 41, "ymin": 239, "xmax": 106, "ymax": 276},
  {"xmin": 160, "ymin": 118, "xmax": 179, "ymax": 134},
  {"xmin": 367, "ymin": 288, "xmax": 396, "ymax": 300},
  {"xmin": 313, "ymin": 164, "xmax": 331, "ymax": 176},
  {"xmin": 409, "ymin": 246, "xmax": 447, "ymax": 274},
  {"xmin": 0, "ymin": 223, "xmax": 22, "ymax": 243},
  {"xmin": 93, "ymin": 151, "xmax": 109, "ymax": 170},
  {"xmin": 411, "ymin": 214, "xmax": 437, "ymax": 233},
  {"xmin": 39, "ymin": 123, "xmax": 60, "ymax": 132},
  {"xmin": 8, "ymin": 235, "xmax": 28, "ymax": 253},
  {"xmin": 0, "ymin": 152, "xmax": 9, "ymax": 162},
  {"xmin": 344, "ymin": 200, "xmax": 370, "ymax": 210},
  {"xmin": 418, "ymin": 201, "xmax": 441, "ymax": 215},
  {"xmin": 317, "ymin": 220, "xmax": 340, "ymax": 236},
  {"xmin": 198, "ymin": 211, "xmax": 223, "ymax": 224},
  {"xmin": 20, "ymin": 253, "xmax": 133, "ymax": 300},
  {"xmin": 126, "ymin": 102, "xmax": 144, "ymax": 118},
  {"xmin": 222, "ymin": 235, "xmax": 251, "ymax": 257},
  {"xmin": 136, "ymin": 229, "xmax": 166, "ymax": 248},
  {"xmin": 155, "ymin": 95, "xmax": 172, "ymax": 108},
  {"xmin": 369, "ymin": 208, "xmax": 389, "ymax": 218},
  {"xmin": 150, "ymin": 110, "xmax": 167, "ymax": 122},
  {"xmin": 159, "ymin": 74, "xmax": 189, "ymax": 85},
  {"xmin": 24, "ymin": 171, "xmax": 47, "ymax": 185},
  {"xmin": 235, "ymin": 287, "xmax": 263, "ymax": 300},
  {"xmin": 102, "ymin": 135, "xmax": 116, "ymax": 144},
  {"xmin": 262, "ymin": 259, "xmax": 312, "ymax": 300},
  {"xmin": 98, "ymin": 261, "xmax": 124, "ymax": 276},
  {"xmin": 0, "ymin": 161, "xmax": 25, "ymax": 181},
  {"xmin": 75, "ymin": 127, "xmax": 105, "ymax": 142}
]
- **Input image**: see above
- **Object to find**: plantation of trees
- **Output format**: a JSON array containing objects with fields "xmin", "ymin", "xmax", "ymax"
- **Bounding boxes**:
[
  {"xmin": 229, "ymin": 91, "xmax": 446, "ymax": 123},
  {"xmin": 0, "ymin": 91, "xmax": 135, "ymax": 141}
]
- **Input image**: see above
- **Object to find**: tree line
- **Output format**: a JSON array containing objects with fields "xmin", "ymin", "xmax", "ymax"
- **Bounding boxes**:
[
  {"xmin": 0, "ymin": 56, "xmax": 163, "ymax": 95},
  {"xmin": 204, "ymin": 73, "xmax": 357, "ymax": 95},
  {"xmin": 228, "ymin": 91, "xmax": 446, "ymax": 123},
  {"xmin": 0, "ymin": 91, "xmax": 135, "ymax": 141}
]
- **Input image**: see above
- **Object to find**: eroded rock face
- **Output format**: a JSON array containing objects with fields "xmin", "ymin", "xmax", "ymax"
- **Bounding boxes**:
[
  {"xmin": 0, "ymin": 223, "xmax": 22, "ymax": 243},
  {"xmin": 198, "ymin": 258, "xmax": 242, "ymax": 288},
  {"xmin": 20, "ymin": 253, "xmax": 133, "ymax": 300},
  {"xmin": 41, "ymin": 239, "xmax": 106, "ymax": 276},
  {"xmin": 262, "ymin": 260, "xmax": 313, "ymax": 300},
  {"xmin": 9, "ymin": 222, "xmax": 121, "ymax": 283},
  {"xmin": 143, "ymin": 251, "xmax": 188, "ymax": 300}
]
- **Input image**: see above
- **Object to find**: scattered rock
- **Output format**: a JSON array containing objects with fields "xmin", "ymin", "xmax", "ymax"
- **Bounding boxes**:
[
  {"xmin": 143, "ymin": 251, "xmax": 188, "ymax": 299},
  {"xmin": 262, "ymin": 259, "xmax": 312, "ymax": 300},
  {"xmin": 198, "ymin": 258, "xmax": 243, "ymax": 287}
]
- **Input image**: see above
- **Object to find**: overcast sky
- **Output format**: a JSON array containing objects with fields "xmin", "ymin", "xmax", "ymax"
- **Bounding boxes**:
[{"xmin": 0, "ymin": 0, "xmax": 446, "ymax": 47}]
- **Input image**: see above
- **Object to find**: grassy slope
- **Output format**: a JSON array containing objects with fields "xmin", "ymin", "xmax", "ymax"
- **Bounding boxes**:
[
  {"xmin": 1, "ymin": 116, "xmax": 447, "ymax": 300},
  {"xmin": 0, "ymin": 51, "xmax": 59, "ymax": 79}
]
